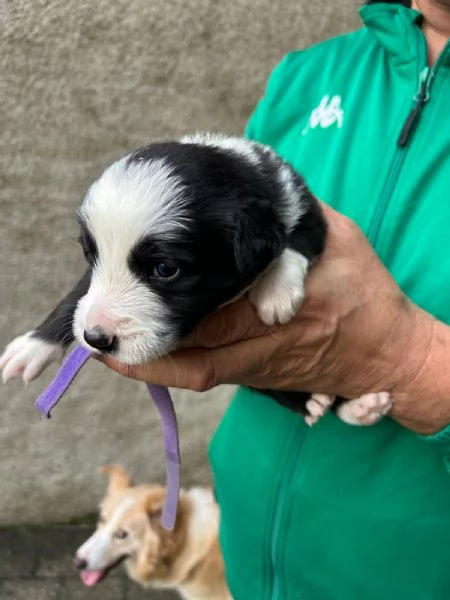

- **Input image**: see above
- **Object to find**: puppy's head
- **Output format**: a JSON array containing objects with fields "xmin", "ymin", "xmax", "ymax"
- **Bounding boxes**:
[
  {"xmin": 74, "ymin": 466, "xmax": 217, "ymax": 588},
  {"xmin": 73, "ymin": 135, "xmax": 291, "ymax": 363}
]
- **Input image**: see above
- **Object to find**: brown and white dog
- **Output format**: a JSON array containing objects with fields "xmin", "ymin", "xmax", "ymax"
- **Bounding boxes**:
[{"xmin": 74, "ymin": 466, "xmax": 232, "ymax": 600}]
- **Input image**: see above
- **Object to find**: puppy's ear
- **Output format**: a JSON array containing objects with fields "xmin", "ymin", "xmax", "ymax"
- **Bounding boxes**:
[
  {"xmin": 233, "ymin": 212, "xmax": 282, "ymax": 274},
  {"xmin": 99, "ymin": 465, "xmax": 132, "ymax": 494}
]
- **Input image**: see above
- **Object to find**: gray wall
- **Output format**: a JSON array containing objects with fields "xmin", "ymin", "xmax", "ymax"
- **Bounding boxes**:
[{"xmin": 0, "ymin": 0, "xmax": 360, "ymax": 524}]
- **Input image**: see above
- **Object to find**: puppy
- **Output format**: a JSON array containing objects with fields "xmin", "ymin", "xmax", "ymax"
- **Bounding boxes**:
[
  {"xmin": 0, "ymin": 133, "xmax": 391, "ymax": 424},
  {"xmin": 74, "ymin": 466, "xmax": 231, "ymax": 600}
]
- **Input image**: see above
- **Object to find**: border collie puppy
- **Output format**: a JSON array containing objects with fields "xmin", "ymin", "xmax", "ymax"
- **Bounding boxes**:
[{"xmin": 0, "ymin": 133, "xmax": 391, "ymax": 424}]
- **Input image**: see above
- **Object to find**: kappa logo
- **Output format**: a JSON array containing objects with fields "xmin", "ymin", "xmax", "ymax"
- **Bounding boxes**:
[{"xmin": 302, "ymin": 95, "xmax": 344, "ymax": 135}]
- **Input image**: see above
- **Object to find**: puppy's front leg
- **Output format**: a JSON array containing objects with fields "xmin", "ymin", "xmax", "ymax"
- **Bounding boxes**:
[
  {"xmin": 1, "ymin": 270, "xmax": 91, "ymax": 383},
  {"xmin": 248, "ymin": 248, "xmax": 309, "ymax": 325}
]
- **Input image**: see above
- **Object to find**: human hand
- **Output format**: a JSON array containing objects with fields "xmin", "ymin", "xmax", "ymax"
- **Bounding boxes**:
[{"xmin": 98, "ymin": 203, "xmax": 450, "ymax": 434}]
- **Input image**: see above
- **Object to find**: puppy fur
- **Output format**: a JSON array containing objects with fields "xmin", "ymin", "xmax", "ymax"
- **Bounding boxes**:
[
  {"xmin": 75, "ymin": 466, "xmax": 231, "ymax": 600},
  {"xmin": 0, "ymin": 132, "xmax": 391, "ymax": 424}
]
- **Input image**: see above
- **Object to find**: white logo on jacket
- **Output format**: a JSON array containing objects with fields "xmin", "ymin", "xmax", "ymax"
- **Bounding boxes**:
[{"xmin": 302, "ymin": 95, "xmax": 344, "ymax": 135}]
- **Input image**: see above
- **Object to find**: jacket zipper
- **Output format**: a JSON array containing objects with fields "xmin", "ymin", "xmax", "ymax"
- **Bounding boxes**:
[
  {"xmin": 367, "ymin": 65, "xmax": 433, "ymax": 246},
  {"xmin": 268, "ymin": 421, "xmax": 305, "ymax": 600},
  {"xmin": 397, "ymin": 66, "xmax": 433, "ymax": 147}
]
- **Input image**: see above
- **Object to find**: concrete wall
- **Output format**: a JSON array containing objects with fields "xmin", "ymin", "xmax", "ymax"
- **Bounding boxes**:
[{"xmin": 0, "ymin": 0, "xmax": 360, "ymax": 524}]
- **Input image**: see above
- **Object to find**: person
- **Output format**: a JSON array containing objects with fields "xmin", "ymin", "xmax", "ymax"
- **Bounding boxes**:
[{"xmin": 100, "ymin": 0, "xmax": 450, "ymax": 597}]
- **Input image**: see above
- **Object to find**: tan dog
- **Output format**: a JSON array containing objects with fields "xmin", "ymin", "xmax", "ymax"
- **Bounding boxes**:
[{"xmin": 74, "ymin": 466, "xmax": 232, "ymax": 600}]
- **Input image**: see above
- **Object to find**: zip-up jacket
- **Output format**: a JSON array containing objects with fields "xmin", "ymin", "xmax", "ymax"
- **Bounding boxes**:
[{"xmin": 209, "ymin": 3, "xmax": 450, "ymax": 599}]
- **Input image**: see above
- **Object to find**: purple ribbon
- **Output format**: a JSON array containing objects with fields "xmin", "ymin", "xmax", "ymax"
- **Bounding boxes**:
[
  {"xmin": 35, "ymin": 346, "xmax": 91, "ymax": 418},
  {"xmin": 147, "ymin": 384, "xmax": 181, "ymax": 531},
  {"xmin": 35, "ymin": 346, "xmax": 180, "ymax": 531}
]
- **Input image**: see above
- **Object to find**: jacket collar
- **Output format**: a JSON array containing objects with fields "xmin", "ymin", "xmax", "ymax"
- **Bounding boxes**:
[
  {"xmin": 360, "ymin": 2, "xmax": 450, "ymax": 69},
  {"xmin": 360, "ymin": 3, "xmax": 424, "ymax": 67}
]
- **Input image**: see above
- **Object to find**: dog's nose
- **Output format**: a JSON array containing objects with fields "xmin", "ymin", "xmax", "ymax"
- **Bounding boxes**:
[
  {"xmin": 83, "ymin": 327, "xmax": 117, "ymax": 352},
  {"xmin": 73, "ymin": 555, "xmax": 88, "ymax": 570}
]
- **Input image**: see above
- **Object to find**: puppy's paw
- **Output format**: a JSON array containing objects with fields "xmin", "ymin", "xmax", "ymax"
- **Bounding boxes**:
[
  {"xmin": 305, "ymin": 393, "xmax": 335, "ymax": 426},
  {"xmin": 337, "ymin": 392, "xmax": 392, "ymax": 426},
  {"xmin": 0, "ymin": 332, "xmax": 65, "ymax": 384},
  {"xmin": 249, "ymin": 249, "xmax": 309, "ymax": 325},
  {"xmin": 250, "ymin": 284, "xmax": 304, "ymax": 325}
]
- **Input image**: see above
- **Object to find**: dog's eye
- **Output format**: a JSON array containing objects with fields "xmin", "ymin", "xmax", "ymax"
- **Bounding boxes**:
[
  {"xmin": 82, "ymin": 248, "xmax": 95, "ymax": 265},
  {"xmin": 152, "ymin": 263, "xmax": 180, "ymax": 280},
  {"xmin": 78, "ymin": 233, "xmax": 97, "ymax": 266},
  {"xmin": 114, "ymin": 529, "xmax": 129, "ymax": 540}
]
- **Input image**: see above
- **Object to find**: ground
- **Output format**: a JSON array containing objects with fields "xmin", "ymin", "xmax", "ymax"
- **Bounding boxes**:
[{"xmin": 0, "ymin": 525, "xmax": 178, "ymax": 600}]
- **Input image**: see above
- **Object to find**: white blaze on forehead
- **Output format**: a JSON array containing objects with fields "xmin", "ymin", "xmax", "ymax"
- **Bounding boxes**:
[
  {"xmin": 80, "ymin": 156, "xmax": 189, "ymax": 260},
  {"xmin": 77, "ymin": 497, "xmax": 135, "ymax": 568},
  {"xmin": 105, "ymin": 497, "xmax": 136, "ymax": 532}
]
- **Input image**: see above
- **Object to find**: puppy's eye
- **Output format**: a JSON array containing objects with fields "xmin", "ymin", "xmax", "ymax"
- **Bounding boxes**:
[
  {"xmin": 114, "ymin": 529, "xmax": 129, "ymax": 540},
  {"xmin": 152, "ymin": 263, "xmax": 180, "ymax": 280},
  {"xmin": 78, "ymin": 234, "xmax": 97, "ymax": 266},
  {"xmin": 82, "ymin": 248, "xmax": 95, "ymax": 265}
]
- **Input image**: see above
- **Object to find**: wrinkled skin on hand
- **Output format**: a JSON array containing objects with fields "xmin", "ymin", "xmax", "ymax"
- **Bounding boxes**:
[{"xmin": 100, "ymin": 203, "xmax": 447, "ymax": 435}]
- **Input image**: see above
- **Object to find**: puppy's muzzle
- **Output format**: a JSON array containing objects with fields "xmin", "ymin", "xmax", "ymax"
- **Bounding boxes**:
[{"xmin": 83, "ymin": 326, "xmax": 117, "ymax": 353}]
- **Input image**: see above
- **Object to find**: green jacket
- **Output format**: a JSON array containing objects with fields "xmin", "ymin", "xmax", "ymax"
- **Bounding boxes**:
[{"xmin": 209, "ymin": 3, "xmax": 450, "ymax": 599}]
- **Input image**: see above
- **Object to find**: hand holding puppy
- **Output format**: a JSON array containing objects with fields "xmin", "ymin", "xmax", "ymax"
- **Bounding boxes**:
[{"xmin": 100, "ymin": 203, "xmax": 450, "ymax": 435}]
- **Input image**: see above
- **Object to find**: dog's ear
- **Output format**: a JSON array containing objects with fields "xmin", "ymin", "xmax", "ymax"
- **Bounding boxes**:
[
  {"xmin": 141, "ymin": 489, "xmax": 165, "ymax": 523},
  {"xmin": 142, "ymin": 489, "xmax": 189, "ymax": 535},
  {"xmin": 99, "ymin": 465, "xmax": 131, "ymax": 493},
  {"xmin": 233, "ymin": 211, "xmax": 282, "ymax": 274}
]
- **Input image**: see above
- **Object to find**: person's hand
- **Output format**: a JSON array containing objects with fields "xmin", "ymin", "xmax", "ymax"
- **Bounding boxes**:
[{"xmin": 98, "ymin": 203, "xmax": 450, "ymax": 435}]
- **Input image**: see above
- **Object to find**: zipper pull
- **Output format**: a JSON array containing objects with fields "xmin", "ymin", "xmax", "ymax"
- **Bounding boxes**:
[{"xmin": 397, "ymin": 67, "xmax": 432, "ymax": 147}]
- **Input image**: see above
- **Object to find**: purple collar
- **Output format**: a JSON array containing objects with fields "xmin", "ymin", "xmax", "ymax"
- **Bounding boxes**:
[{"xmin": 35, "ymin": 346, "xmax": 181, "ymax": 531}]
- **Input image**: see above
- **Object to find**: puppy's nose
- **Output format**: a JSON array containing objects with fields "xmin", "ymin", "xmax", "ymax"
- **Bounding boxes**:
[
  {"xmin": 83, "ymin": 326, "xmax": 117, "ymax": 352},
  {"xmin": 73, "ymin": 555, "xmax": 88, "ymax": 570}
]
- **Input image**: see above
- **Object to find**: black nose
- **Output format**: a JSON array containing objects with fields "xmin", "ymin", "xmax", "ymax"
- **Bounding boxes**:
[
  {"xmin": 73, "ymin": 555, "xmax": 88, "ymax": 570},
  {"xmin": 83, "ymin": 327, "xmax": 117, "ymax": 352}
]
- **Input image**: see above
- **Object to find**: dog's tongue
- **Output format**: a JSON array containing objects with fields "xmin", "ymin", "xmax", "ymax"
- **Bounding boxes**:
[{"xmin": 80, "ymin": 570, "xmax": 106, "ymax": 587}]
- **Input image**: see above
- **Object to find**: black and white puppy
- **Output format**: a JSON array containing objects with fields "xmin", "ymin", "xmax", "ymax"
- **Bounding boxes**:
[{"xmin": 0, "ymin": 133, "xmax": 391, "ymax": 425}]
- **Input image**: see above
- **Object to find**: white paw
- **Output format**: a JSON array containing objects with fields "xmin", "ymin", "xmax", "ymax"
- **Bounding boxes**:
[
  {"xmin": 305, "ymin": 393, "xmax": 335, "ymax": 426},
  {"xmin": 249, "ymin": 249, "xmax": 309, "ymax": 325},
  {"xmin": 337, "ymin": 392, "xmax": 392, "ymax": 426},
  {"xmin": 0, "ymin": 332, "xmax": 65, "ymax": 384}
]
